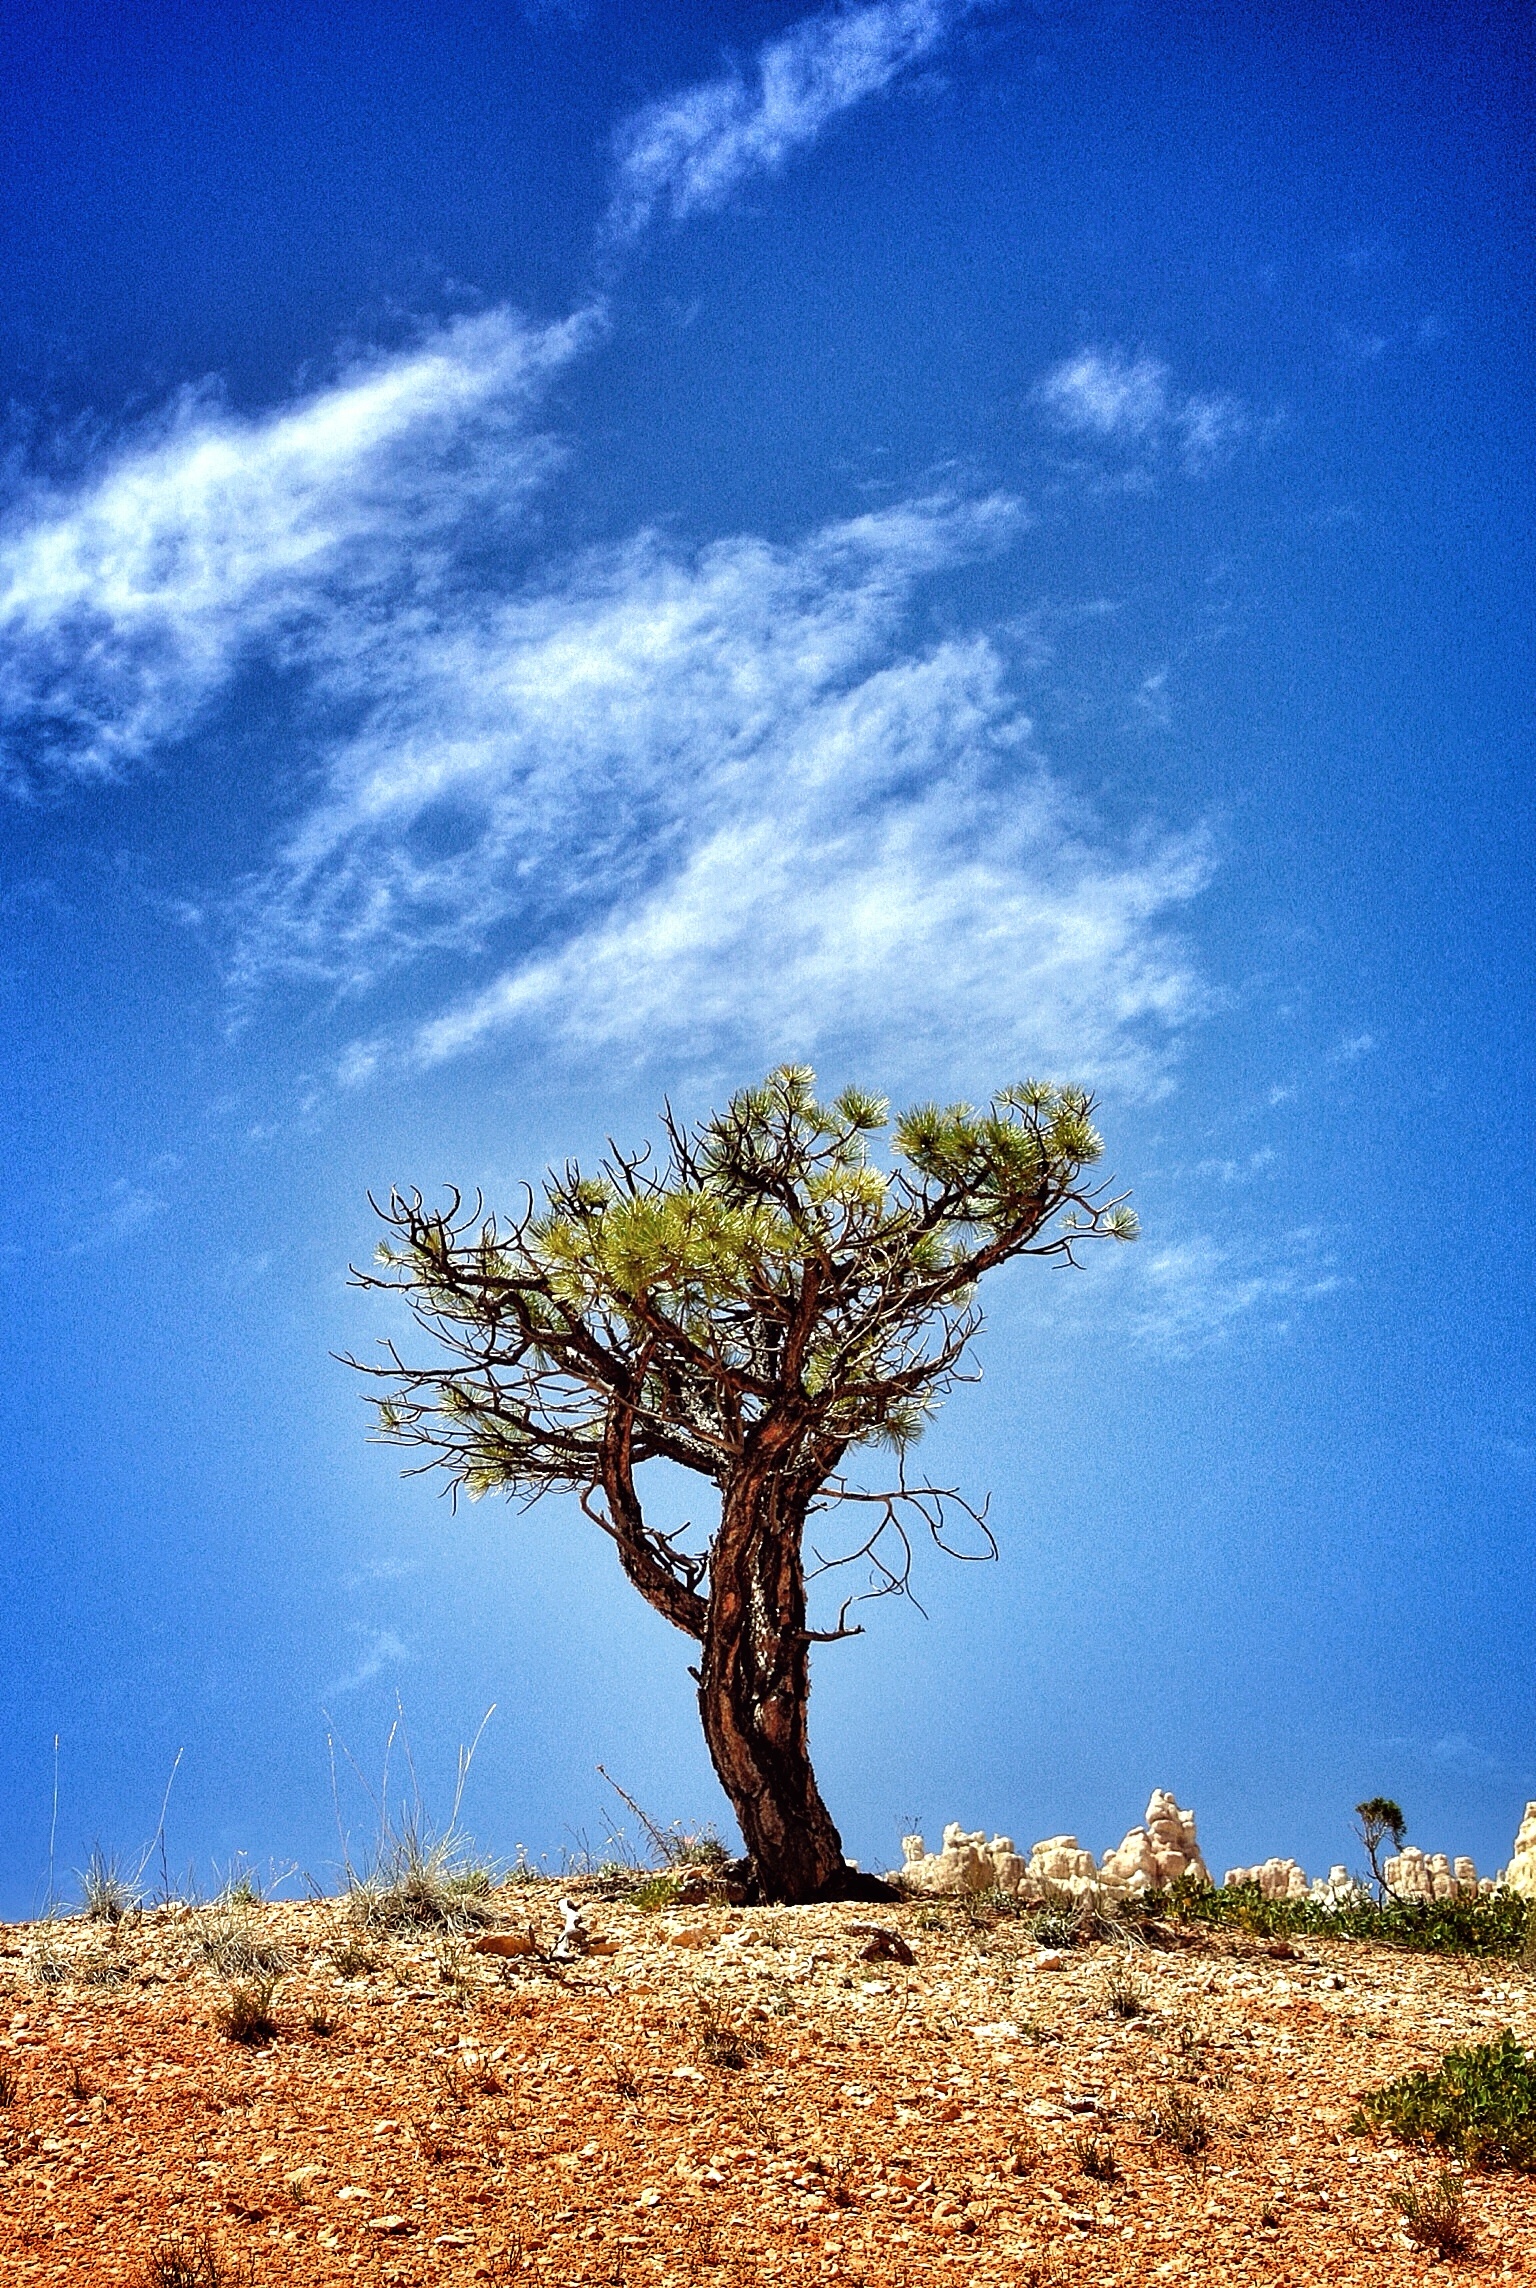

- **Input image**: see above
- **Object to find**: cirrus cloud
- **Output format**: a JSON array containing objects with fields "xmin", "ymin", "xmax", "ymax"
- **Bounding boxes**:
[{"xmin": 608, "ymin": 0, "xmax": 986, "ymax": 239}]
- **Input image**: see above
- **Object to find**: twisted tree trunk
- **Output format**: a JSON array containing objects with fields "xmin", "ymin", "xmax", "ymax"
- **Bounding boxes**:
[{"xmin": 697, "ymin": 1459, "xmax": 847, "ymax": 1904}]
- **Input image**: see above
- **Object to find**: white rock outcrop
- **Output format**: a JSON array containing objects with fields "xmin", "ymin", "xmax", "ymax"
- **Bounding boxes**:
[
  {"xmin": 899, "ymin": 1825, "xmax": 1027, "ymax": 1897},
  {"xmin": 1026, "ymin": 1836, "xmax": 1101, "ymax": 1899},
  {"xmin": 1499, "ymin": 1803, "xmax": 1536, "ymax": 1900},
  {"xmin": 1224, "ymin": 1857, "xmax": 1310, "ymax": 1899},
  {"xmin": 1099, "ymin": 1791, "xmax": 1212, "ymax": 1894},
  {"xmin": 1309, "ymin": 1864, "xmax": 1366, "ymax": 1906},
  {"xmin": 1382, "ymin": 1848, "xmax": 1488, "ymax": 1903},
  {"xmin": 899, "ymin": 1789, "xmax": 1210, "ymax": 1902},
  {"xmin": 901, "ymin": 1796, "xmax": 1536, "ymax": 1908}
]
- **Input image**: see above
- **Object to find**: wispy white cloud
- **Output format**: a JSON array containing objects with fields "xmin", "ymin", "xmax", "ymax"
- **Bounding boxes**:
[
  {"xmin": 1123, "ymin": 1226, "xmax": 1341, "ymax": 1355},
  {"xmin": 3, "ymin": 311, "xmax": 1215, "ymax": 1100},
  {"xmin": 608, "ymin": 0, "xmax": 981, "ymax": 239},
  {"xmin": 0, "ymin": 308, "xmax": 593, "ymax": 791},
  {"xmin": 68, "ymin": 1177, "xmax": 168, "ymax": 1254},
  {"xmin": 1038, "ymin": 349, "xmax": 1246, "ymax": 475},
  {"xmin": 1002, "ymin": 1214, "xmax": 1340, "ymax": 1358},
  {"xmin": 240, "ymin": 489, "xmax": 1210, "ymax": 1095},
  {"xmin": 326, "ymin": 1627, "xmax": 411, "ymax": 1697}
]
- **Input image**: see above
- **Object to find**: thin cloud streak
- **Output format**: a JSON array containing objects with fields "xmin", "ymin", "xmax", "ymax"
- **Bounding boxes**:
[
  {"xmin": 0, "ymin": 309, "xmax": 594, "ymax": 792},
  {"xmin": 607, "ymin": 0, "xmax": 983, "ymax": 239},
  {"xmin": 3, "ymin": 308, "xmax": 1217, "ymax": 1099}
]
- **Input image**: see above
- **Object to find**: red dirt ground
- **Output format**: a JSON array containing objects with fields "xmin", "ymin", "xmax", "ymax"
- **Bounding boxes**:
[{"xmin": 3, "ymin": 1884, "xmax": 1534, "ymax": 2284}]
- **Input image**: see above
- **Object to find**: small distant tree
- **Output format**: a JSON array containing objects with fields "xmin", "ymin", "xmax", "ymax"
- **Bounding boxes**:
[
  {"xmin": 1355, "ymin": 1796, "xmax": 1407, "ymax": 1901},
  {"xmin": 349, "ymin": 1067, "xmax": 1136, "ymax": 1903}
]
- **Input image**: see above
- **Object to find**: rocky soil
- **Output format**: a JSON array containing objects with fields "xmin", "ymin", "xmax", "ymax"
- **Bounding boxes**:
[{"xmin": 3, "ymin": 1882, "xmax": 1535, "ymax": 2285}]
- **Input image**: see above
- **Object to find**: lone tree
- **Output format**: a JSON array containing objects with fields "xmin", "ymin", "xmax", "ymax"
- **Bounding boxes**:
[{"xmin": 351, "ymin": 1067, "xmax": 1136, "ymax": 1903}]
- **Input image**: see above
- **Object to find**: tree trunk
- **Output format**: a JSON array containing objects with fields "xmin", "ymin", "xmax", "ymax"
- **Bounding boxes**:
[{"xmin": 696, "ymin": 1460, "xmax": 847, "ymax": 1904}]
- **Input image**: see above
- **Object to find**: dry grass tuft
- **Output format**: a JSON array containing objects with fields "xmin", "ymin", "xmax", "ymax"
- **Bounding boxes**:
[
  {"xmin": 216, "ymin": 1974, "xmax": 282, "ymax": 2046},
  {"xmin": 1074, "ymin": 2127, "xmax": 1120, "ymax": 2182},
  {"xmin": 139, "ymin": 2229, "xmax": 255, "ymax": 2288},
  {"xmin": 1145, "ymin": 2085, "xmax": 1211, "ymax": 2159},
  {"xmin": 696, "ymin": 1993, "xmax": 767, "ymax": 2071},
  {"xmin": 1392, "ymin": 2167, "xmax": 1476, "ymax": 2258}
]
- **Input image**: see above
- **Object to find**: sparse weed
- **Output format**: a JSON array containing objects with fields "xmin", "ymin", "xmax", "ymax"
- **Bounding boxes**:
[
  {"xmin": 304, "ymin": 2005, "xmax": 336, "ymax": 2037},
  {"xmin": 327, "ymin": 1930, "xmax": 381, "ymax": 1979},
  {"xmin": 216, "ymin": 1974, "xmax": 282, "ymax": 2046},
  {"xmin": 216, "ymin": 1866, "xmax": 264, "ymax": 1909},
  {"xmin": 1392, "ymin": 2168, "xmax": 1475, "ymax": 2258},
  {"xmin": 67, "ymin": 2062, "xmax": 91, "ymax": 2101},
  {"xmin": 1013, "ymin": 2017, "xmax": 1057, "ymax": 2046},
  {"xmin": 1105, "ymin": 1972, "xmax": 1148, "ymax": 2019},
  {"xmin": 1146, "ymin": 2086, "xmax": 1212, "ymax": 2159},
  {"xmin": 81, "ymin": 1950, "xmax": 133, "ymax": 1987},
  {"xmin": 434, "ymin": 1933, "xmax": 469, "ymax": 1989},
  {"xmin": 80, "ymin": 1847, "xmax": 141, "ymax": 1924},
  {"xmin": 696, "ymin": 1994, "xmax": 766, "ymax": 2071},
  {"xmin": 0, "ymin": 2063, "xmax": 16, "ymax": 2106},
  {"xmin": 1074, "ymin": 2128, "xmax": 1119, "ymax": 2182},
  {"xmin": 433, "ymin": 2058, "xmax": 467, "ymax": 2111},
  {"xmin": 1359, "ymin": 2030, "xmax": 1536, "ymax": 2170},
  {"xmin": 139, "ymin": 2230, "xmax": 255, "ymax": 2288}
]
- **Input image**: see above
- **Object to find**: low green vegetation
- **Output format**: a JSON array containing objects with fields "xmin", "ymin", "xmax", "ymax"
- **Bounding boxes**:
[
  {"xmin": 1360, "ymin": 2030, "xmax": 1536, "ymax": 2170},
  {"xmin": 1154, "ymin": 1877, "xmax": 1536, "ymax": 1958},
  {"xmin": 625, "ymin": 1872, "xmax": 681, "ymax": 1911}
]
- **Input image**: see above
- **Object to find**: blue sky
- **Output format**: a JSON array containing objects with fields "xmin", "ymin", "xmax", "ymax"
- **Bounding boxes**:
[{"xmin": 0, "ymin": 0, "xmax": 1530, "ymax": 1914}]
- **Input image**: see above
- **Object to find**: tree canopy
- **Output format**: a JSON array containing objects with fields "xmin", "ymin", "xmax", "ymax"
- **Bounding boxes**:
[{"xmin": 352, "ymin": 1066, "xmax": 1135, "ymax": 1900}]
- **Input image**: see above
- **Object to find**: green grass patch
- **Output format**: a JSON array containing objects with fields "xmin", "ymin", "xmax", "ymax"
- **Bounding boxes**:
[
  {"xmin": 624, "ymin": 1873, "xmax": 680, "ymax": 1912},
  {"xmin": 1360, "ymin": 2031, "xmax": 1536, "ymax": 2169},
  {"xmin": 1152, "ymin": 1878, "xmax": 1536, "ymax": 1958}
]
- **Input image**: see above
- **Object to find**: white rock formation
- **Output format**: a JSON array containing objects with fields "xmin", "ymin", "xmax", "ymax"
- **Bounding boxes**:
[
  {"xmin": 1027, "ymin": 1836, "xmax": 1101, "ymax": 1900},
  {"xmin": 1099, "ymin": 1791, "xmax": 1212, "ymax": 1894},
  {"xmin": 1383, "ymin": 1848, "xmax": 1485, "ymax": 1903},
  {"xmin": 1310, "ymin": 1864, "xmax": 1366, "ymax": 1906},
  {"xmin": 1224, "ymin": 1857, "xmax": 1310, "ymax": 1899},
  {"xmin": 899, "ymin": 1789, "xmax": 1210, "ymax": 1902},
  {"xmin": 1499, "ymin": 1803, "xmax": 1536, "ymax": 1900},
  {"xmin": 899, "ymin": 1824, "xmax": 1027, "ymax": 1896}
]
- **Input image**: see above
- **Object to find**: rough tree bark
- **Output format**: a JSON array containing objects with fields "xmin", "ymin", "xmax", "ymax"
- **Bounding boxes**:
[
  {"xmin": 697, "ymin": 1459, "xmax": 847, "ymax": 1904},
  {"xmin": 601, "ymin": 1403, "xmax": 853, "ymax": 1902}
]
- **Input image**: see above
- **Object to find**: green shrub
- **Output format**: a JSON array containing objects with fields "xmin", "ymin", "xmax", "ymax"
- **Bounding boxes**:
[
  {"xmin": 1360, "ymin": 2031, "xmax": 1536, "ymax": 2170},
  {"xmin": 626, "ymin": 1873, "xmax": 680, "ymax": 1911},
  {"xmin": 1156, "ymin": 1879, "xmax": 1536, "ymax": 1959}
]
